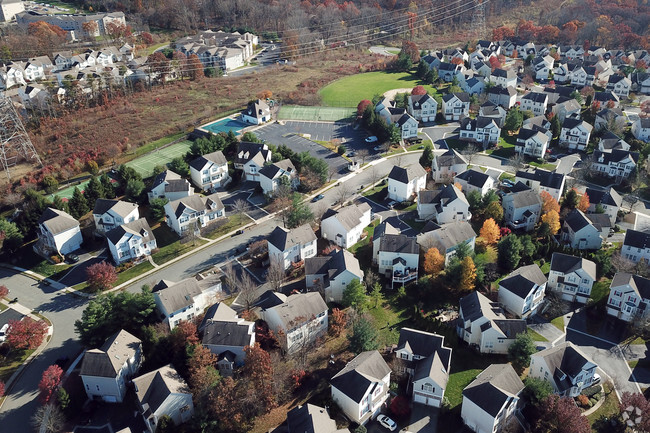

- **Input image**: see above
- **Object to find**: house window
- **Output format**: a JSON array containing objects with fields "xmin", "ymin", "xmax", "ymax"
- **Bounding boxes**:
[{"xmin": 423, "ymin": 383, "xmax": 433, "ymax": 393}]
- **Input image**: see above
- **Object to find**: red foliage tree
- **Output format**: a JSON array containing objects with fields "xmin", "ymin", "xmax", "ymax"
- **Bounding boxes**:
[
  {"xmin": 85, "ymin": 261, "xmax": 117, "ymax": 292},
  {"xmin": 537, "ymin": 25, "xmax": 560, "ymax": 44},
  {"xmin": 499, "ymin": 227, "xmax": 512, "ymax": 237},
  {"xmin": 28, "ymin": 21, "xmax": 66, "ymax": 50},
  {"xmin": 170, "ymin": 320, "xmax": 199, "ymax": 349},
  {"xmin": 619, "ymin": 392, "xmax": 650, "ymax": 432},
  {"xmin": 357, "ymin": 99, "xmax": 372, "ymax": 117},
  {"xmin": 290, "ymin": 369, "xmax": 307, "ymax": 390},
  {"xmin": 329, "ymin": 308, "xmax": 347, "ymax": 337},
  {"xmin": 390, "ymin": 395, "xmax": 411, "ymax": 419},
  {"xmin": 6, "ymin": 318, "xmax": 48, "ymax": 350},
  {"xmin": 140, "ymin": 32, "xmax": 154, "ymax": 45},
  {"xmin": 401, "ymin": 40, "xmax": 420, "ymax": 64},
  {"xmin": 0, "ymin": 381, "xmax": 4, "ymax": 397},
  {"xmin": 211, "ymin": 377, "xmax": 246, "ymax": 432},
  {"xmin": 38, "ymin": 364, "xmax": 64, "ymax": 404},
  {"xmin": 411, "ymin": 85, "xmax": 427, "ymax": 95},
  {"xmin": 516, "ymin": 19, "xmax": 539, "ymax": 41},
  {"xmin": 242, "ymin": 344, "xmax": 276, "ymax": 412},
  {"xmin": 187, "ymin": 344, "xmax": 219, "ymax": 396},
  {"xmin": 488, "ymin": 56, "xmax": 501, "ymax": 71},
  {"xmin": 450, "ymin": 57, "xmax": 464, "ymax": 65},
  {"xmin": 532, "ymin": 394, "xmax": 590, "ymax": 433},
  {"xmin": 492, "ymin": 26, "xmax": 515, "ymax": 41},
  {"xmin": 0, "ymin": 285, "xmax": 8, "ymax": 298},
  {"xmin": 147, "ymin": 51, "xmax": 171, "ymax": 83}
]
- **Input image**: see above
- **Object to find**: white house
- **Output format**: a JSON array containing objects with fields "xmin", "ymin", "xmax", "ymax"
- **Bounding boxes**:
[
  {"xmin": 520, "ymin": 92, "xmax": 549, "ymax": 117},
  {"xmin": 597, "ymin": 130, "xmax": 629, "ymax": 151},
  {"xmin": 395, "ymin": 112, "xmax": 419, "ymax": 139},
  {"xmin": 585, "ymin": 186, "xmax": 621, "ymax": 226},
  {"xmin": 632, "ymin": 118, "xmax": 650, "ymax": 142},
  {"xmin": 569, "ymin": 65, "xmax": 588, "ymax": 87},
  {"xmin": 80, "ymin": 330, "xmax": 142, "ymax": 403},
  {"xmin": 106, "ymin": 218, "xmax": 156, "ymax": 264},
  {"xmin": 416, "ymin": 221, "xmax": 476, "ymax": 265},
  {"xmin": 417, "ymin": 185, "xmax": 471, "ymax": 224},
  {"xmin": 458, "ymin": 116, "xmax": 501, "ymax": 146},
  {"xmin": 442, "ymin": 92, "xmax": 470, "ymax": 121},
  {"xmin": 621, "ymin": 229, "xmax": 650, "ymax": 264},
  {"xmin": 234, "ymin": 142, "xmax": 272, "ymax": 181},
  {"xmin": 454, "ymin": 169, "xmax": 495, "ymax": 197},
  {"xmin": 387, "ymin": 164, "xmax": 427, "ymax": 202},
  {"xmin": 259, "ymin": 159, "xmax": 299, "ymax": 195},
  {"xmin": 559, "ymin": 118, "xmax": 593, "ymax": 151},
  {"xmin": 553, "ymin": 62, "xmax": 570, "ymax": 83},
  {"xmin": 330, "ymin": 351, "xmax": 391, "ymax": 425},
  {"xmin": 241, "ymin": 99, "xmax": 271, "ymax": 124},
  {"xmin": 148, "ymin": 170, "xmax": 193, "ymax": 203},
  {"xmin": 164, "ymin": 193, "xmax": 225, "ymax": 236},
  {"xmin": 498, "ymin": 264, "xmax": 547, "ymax": 319},
  {"xmin": 375, "ymin": 233, "xmax": 419, "ymax": 288},
  {"xmin": 461, "ymin": 76, "xmax": 485, "ymax": 96},
  {"xmin": 437, "ymin": 62, "xmax": 464, "ymax": 82},
  {"xmin": 267, "ymin": 224, "xmax": 317, "ymax": 270},
  {"xmin": 561, "ymin": 209, "xmax": 605, "ymax": 250},
  {"xmin": 607, "ymin": 273, "xmax": 650, "ymax": 322},
  {"xmin": 592, "ymin": 150, "xmax": 639, "ymax": 180},
  {"xmin": 478, "ymin": 102, "xmax": 507, "ymax": 127},
  {"xmin": 503, "ymin": 188, "xmax": 543, "ymax": 231},
  {"xmin": 529, "ymin": 342, "xmax": 598, "ymax": 397},
  {"xmin": 0, "ymin": 0, "xmax": 24, "ymax": 22},
  {"xmin": 202, "ymin": 319, "xmax": 255, "ymax": 375},
  {"xmin": 489, "ymin": 68, "xmax": 517, "ymax": 88},
  {"xmin": 321, "ymin": 202, "xmax": 372, "ymax": 248},
  {"xmin": 594, "ymin": 90, "xmax": 620, "ymax": 108},
  {"xmin": 461, "ymin": 364, "xmax": 524, "ymax": 433},
  {"xmin": 407, "ymin": 93, "xmax": 438, "ymax": 123},
  {"xmin": 152, "ymin": 277, "xmax": 221, "ymax": 330},
  {"xmin": 395, "ymin": 328, "xmax": 452, "ymax": 408},
  {"xmin": 133, "ymin": 365, "xmax": 194, "ymax": 432},
  {"xmin": 532, "ymin": 55, "xmax": 555, "ymax": 80},
  {"xmin": 259, "ymin": 292, "xmax": 328, "ymax": 353},
  {"xmin": 92, "ymin": 199, "xmax": 139, "ymax": 236},
  {"xmin": 550, "ymin": 97, "xmax": 582, "ymax": 123},
  {"xmin": 515, "ymin": 128, "xmax": 550, "ymax": 159},
  {"xmin": 515, "ymin": 168, "xmax": 565, "ymax": 201},
  {"xmin": 548, "ymin": 253, "xmax": 597, "ymax": 303},
  {"xmin": 431, "ymin": 149, "xmax": 467, "ymax": 183},
  {"xmin": 189, "ymin": 151, "xmax": 230, "ymax": 192},
  {"xmin": 606, "ymin": 75, "xmax": 631, "ymax": 98},
  {"xmin": 36, "ymin": 208, "xmax": 83, "ymax": 256},
  {"xmin": 305, "ymin": 248, "xmax": 364, "ymax": 303},
  {"xmin": 457, "ymin": 291, "xmax": 527, "ymax": 354},
  {"xmin": 487, "ymin": 86, "xmax": 517, "ymax": 108}
]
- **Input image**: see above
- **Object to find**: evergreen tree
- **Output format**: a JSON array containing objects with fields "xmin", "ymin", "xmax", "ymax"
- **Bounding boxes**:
[
  {"xmin": 69, "ymin": 187, "xmax": 89, "ymax": 219},
  {"xmin": 551, "ymin": 114, "xmax": 562, "ymax": 139},
  {"xmin": 348, "ymin": 317, "xmax": 379, "ymax": 354},
  {"xmin": 85, "ymin": 176, "xmax": 104, "ymax": 205},
  {"xmin": 504, "ymin": 107, "xmax": 524, "ymax": 133},
  {"xmin": 100, "ymin": 174, "xmax": 115, "ymax": 199},
  {"xmin": 150, "ymin": 198, "xmax": 169, "ymax": 221},
  {"xmin": 342, "ymin": 279, "xmax": 368, "ymax": 311},
  {"xmin": 508, "ymin": 332, "xmax": 536, "ymax": 372},
  {"xmin": 419, "ymin": 143, "xmax": 434, "ymax": 169},
  {"xmin": 416, "ymin": 60, "xmax": 429, "ymax": 79},
  {"xmin": 51, "ymin": 195, "xmax": 68, "ymax": 213},
  {"xmin": 125, "ymin": 179, "xmax": 145, "ymax": 201},
  {"xmin": 498, "ymin": 235, "xmax": 523, "ymax": 271}
]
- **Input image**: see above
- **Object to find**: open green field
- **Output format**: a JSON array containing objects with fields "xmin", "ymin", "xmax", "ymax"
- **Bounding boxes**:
[
  {"xmin": 125, "ymin": 140, "xmax": 192, "ymax": 177},
  {"xmin": 319, "ymin": 71, "xmax": 439, "ymax": 107},
  {"xmin": 278, "ymin": 105, "xmax": 355, "ymax": 122}
]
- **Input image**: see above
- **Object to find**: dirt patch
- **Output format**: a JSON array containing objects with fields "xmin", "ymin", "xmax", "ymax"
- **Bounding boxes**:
[{"xmin": 382, "ymin": 88, "xmax": 414, "ymax": 99}]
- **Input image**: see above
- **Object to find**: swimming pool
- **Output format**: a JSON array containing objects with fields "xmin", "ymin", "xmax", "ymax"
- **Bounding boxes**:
[{"xmin": 202, "ymin": 117, "xmax": 248, "ymax": 134}]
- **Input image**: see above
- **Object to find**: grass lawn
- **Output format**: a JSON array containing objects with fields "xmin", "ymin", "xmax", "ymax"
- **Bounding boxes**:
[
  {"xmin": 446, "ymin": 369, "xmax": 482, "ymax": 408},
  {"xmin": 486, "ymin": 135, "xmax": 516, "ymax": 158},
  {"xmin": 204, "ymin": 214, "xmax": 253, "ymax": 240},
  {"xmin": 131, "ymin": 132, "xmax": 187, "ymax": 158},
  {"xmin": 527, "ymin": 328, "xmax": 549, "ymax": 342},
  {"xmin": 534, "ymin": 259, "xmax": 551, "ymax": 274},
  {"xmin": 349, "ymin": 220, "xmax": 380, "ymax": 254},
  {"xmin": 114, "ymin": 261, "xmax": 155, "ymax": 287},
  {"xmin": 0, "ymin": 349, "xmax": 36, "ymax": 383},
  {"xmin": 551, "ymin": 316, "xmax": 565, "ymax": 331},
  {"xmin": 406, "ymin": 140, "xmax": 431, "ymax": 151},
  {"xmin": 319, "ymin": 71, "xmax": 439, "ymax": 107},
  {"xmin": 30, "ymin": 260, "xmax": 71, "ymax": 280},
  {"xmin": 628, "ymin": 358, "xmax": 650, "ymax": 369},
  {"xmin": 529, "ymin": 160, "xmax": 557, "ymax": 170},
  {"xmin": 591, "ymin": 279, "xmax": 612, "ymax": 305},
  {"xmin": 587, "ymin": 382, "xmax": 619, "ymax": 428},
  {"xmin": 150, "ymin": 225, "xmax": 208, "ymax": 265},
  {"xmin": 362, "ymin": 184, "xmax": 387, "ymax": 202},
  {"xmin": 499, "ymin": 172, "xmax": 515, "ymax": 181},
  {"xmin": 143, "ymin": 41, "xmax": 171, "ymax": 56},
  {"xmin": 0, "ymin": 304, "xmax": 6, "ymax": 311}
]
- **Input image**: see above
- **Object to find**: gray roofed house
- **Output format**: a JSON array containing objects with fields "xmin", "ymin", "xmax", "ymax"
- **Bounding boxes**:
[
  {"xmin": 259, "ymin": 158, "xmax": 298, "ymax": 194},
  {"xmin": 93, "ymin": 199, "xmax": 138, "ymax": 220},
  {"xmin": 267, "ymin": 224, "xmax": 317, "ymax": 270},
  {"xmin": 199, "ymin": 302, "xmax": 238, "ymax": 331},
  {"xmin": 38, "ymin": 207, "xmax": 79, "ymax": 235},
  {"xmin": 36, "ymin": 207, "xmax": 83, "ymax": 256},
  {"xmin": 80, "ymin": 329, "xmax": 142, "ymax": 403},
  {"xmin": 241, "ymin": 99, "xmax": 271, "ymax": 124},
  {"xmin": 548, "ymin": 253, "xmax": 597, "ymax": 303},
  {"xmin": 321, "ymin": 202, "xmax": 372, "ymax": 248},
  {"xmin": 164, "ymin": 193, "xmax": 225, "ymax": 236},
  {"xmin": 503, "ymin": 188, "xmax": 543, "ymax": 231},
  {"xmin": 92, "ymin": 199, "xmax": 140, "ymax": 235},
  {"xmin": 498, "ymin": 264, "xmax": 547, "ymax": 318},
  {"xmin": 607, "ymin": 273, "xmax": 650, "ymax": 322},
  {"xmin": 106, "ymin": 218, "xmax": 157, "ymax": 264},
  {"xmin": 454, "ymin": 168, "xmax": 495, "ymax": 195},
  {"xmin": 149, "ymin": 170, "xmax": 193, "ymax": 203},
  {"xmin": 417, "ymin": 221, "xmax": 476, "ymax": 265},
  {"xmin": 189, "ymin": 151, "xmax": 227, "ymax": 171},
  {"xmin": 305, "ymin": 248, "xmax": 363, "ymax": 302},
  {"xmin": 585, "ymin": 187, "xmax": 621, "ymax": 226},
  {"xmin": 286, "ymin": 404, "xmax": 344, "ymax": 433},
  {"xmin": 202, "ymin": 318, "xmax": 255, "ymax": 374},
  {"xmin": 152, "ymin": 277, "xmax": 220, "ymax": 330},
  {"xmin": 376, "ymin": 232, "xmax": 419, "ymax": 287},
  {"xmin": 431, "ymin": 149, "xmax": 468, "ymax": 183},
  {"xmin": 417, "ymin": 184, "xmax": 471, "ymax": 224},
  {"xmin": 550, "ymin": 253, "xmax": 597, "ymax": 279},
  {"xmin": 529, "ymin": 342, "xmax": 598, "ymax": 396},
  {"xmin": 388, "ymin": 164, "xmax": 427, "ymax": 185}
]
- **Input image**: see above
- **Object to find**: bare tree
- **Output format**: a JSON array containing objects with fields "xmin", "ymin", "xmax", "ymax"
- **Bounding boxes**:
[
  {"xmin": 394, "ymin": 154, "xmax": 403, "ymax": 167},
  {"xmin": 31, "ymin": 404, "xmax": 65, "ymax": 433},
  {"xmin": 336, "ymin": 182, "xmax": 353, "ymax": 205},
  {"xmin": 508, "ymin": 152, "xmax": 526, "ymax": 171},
  {"xmin": 3, "ymin": 192, "xmax": 22, "ymax": 209},
  {"xmin": 232, "ymin": 199, "xmax": 251, "ymax": 217},
  {"xmin": 328, "ymin": 166, "xmax": 338, "ymax": 182},
  {"xmin": 364, "ymin": 269, "xmax": 380, "ymax": 288},
  {"xmin": 461, "ymin": 144, "xmax": 479, "ymax": 165},
  {"xmin": 238, "ymin": 270, "xmax": 258, "ymax": 311},
  {"xmin": 368, "ymin": 165, "xmax": 381, "ymax": 187},
  {"xmin": 222, "ymin": 260, "xmax": 239, "ymax": 293},
  {"xmin": 266, "ymin": 253, "xmax": 286, "ymax": 292},
  {"xmin": 182, "ymin": 220, "xmax": 199, "ymax": 246},
  {"xmin": 357, "ymin": 149, "xmax": 369, "ymax": 165},
  {"xmin": 611, "ymin": 252, "xmax": 636, "ymax": 274}
]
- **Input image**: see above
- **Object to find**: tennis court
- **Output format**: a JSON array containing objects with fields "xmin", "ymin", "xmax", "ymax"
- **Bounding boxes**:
[
  {"xmin": 125, "ymin": 140, "xmax": 192, "ymax": 177},
  {"xmin": 278, "ymin": 105, "xmax": 355, "ymax": 122}
]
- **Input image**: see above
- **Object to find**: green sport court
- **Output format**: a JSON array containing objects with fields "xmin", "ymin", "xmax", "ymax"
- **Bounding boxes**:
[
  {"xmin": 278, "ymin": 105, "xmax": 355, "ymax": 122},
  {"xmin": 125, "ymin": 140, "xmax": 192, "ymax": 177}
]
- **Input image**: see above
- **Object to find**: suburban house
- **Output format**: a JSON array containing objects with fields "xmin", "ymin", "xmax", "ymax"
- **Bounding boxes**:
[
  {"xmin": 522, "ymin": 114, "xmax": 552, "ymax": 135},
  {"xmin": 80, "ymin": 329, "xmax": 142, "ymax": 403},
  {"xmin": 387, "ymin": 164, "xmax": 427, "ymax": 203},
  {"xmin": 502, "ymin": 187, "xmax": 543, "ymax": 231},
  {"xmin": 148, "ymin": 170, "xmax": 193, "ymax": 203},
  {"xmin": 489, "ymin": 68, "xmax": 517, "ymax": 88},
  {"xmin": 417, "ymin": 185, "xmax": 471, "ymax": 224},
  {"xmin": 202, "ymin": 318, "xmax": 255, "ymax": 376},
  {"xmin": 92, "ymin": 199, "xmax": 139, "ymax": 236},
  {"xmin": 598, "ymin": 132, "xmax": 630, "ymax": 153},
  {"xmin": 548, "ymin": 253, "xmax": 597, "ymax": 303},
  {"xmin": 431, "ymin": 149, "xmax": 468, "ymax": 183},
  {"xmin": 559, "ymin": 118, "xmax": 593, "ymax": 151},
  {"xmin": 461, "ymin": 364, "xmax": 524, "ymax": 433},
  {"xmin": 515, "ymin": 168, "xmax": 566, "ymax": 201},
  {"xmin": 515, "ymin": 128, "xmax": 550, "ymax": 159},
  {"xmin": 520, "ymin": 92, "xmax": 549, "ymax": 116},
  {"xmin": 454, "ymin": 169, "xmax": 496, "ymax": 196},
  {"xmin": 553, "ymin": 62, "xmax": 570, "ymax": 83},
  {"xmin": 375, "ymin": 232, "xmax": 419, "ymax": 289},
  {"xmin": 442, "ymin": 92, "xmax": 470, "ymax": 121},
  {"xmin": 320, "ymin": 202, "xmax": 372, "ymax": 248},
  {"xmin": 585, "ymin": 186, "xmax": 621, "ymax": 225},
  {"xmin": 163, "ymin": 193, "xmax": 225, "ymax": 236},
  {"xmin": 487, "ymin": 85, "xmax": 517, "ymax": 108},
  {"xmin": 267, "ymin": 224, "xmax": 317, "ymax": 270},
  {"xmin": 595, "ymin": 109, "xmax": 627, "ymax": 133},
  {"xmin": 407, "ymin": 93, "xmax": 438, "ymax": 122},
  {"xmin": 593, "ymin": 90, "xmax": 620, "ymax": 108},
  {"xmin": 621, "ymin": 229, "xmax": 650, "ymax": 263},
  {"xmin": 259, "ymin": 159, "xmax": 299, "ymax": 195},
  {"xmin": 606, "ymin": 273, "xmax": 650, "ymax": 322},
  {"xmin": 606, "ymin": 74, "xmax": 632, "ymax": 98},
  {"xmin": 394, "ymin": 113, "xmax": 419, "ymax": 140},
  {"xmin": 417, "ymin": 221, "xmax": 477, "ymax": 265},
  {"xmin": 330, "ymin": 350, "xmax": 391, "ymax": 425},
  {"xmin": 286, "ymin": 404, "xmax": 342, "ymax": 433},
  {"xmin": 241, "ymin": 99, "xmax": 271, "ymax": 124},
  {"xmin": 461, "ymin": 76, "xmax": 485, "ymax": 96},
  {"xmin": 0, "ymin": 0, "xmax": 24, "ymax": 22},
  {"xmin": 457, "ymin": 291, "xmax": 527, "ymax": 354},
  {"xmin": 36, "ymin": 208, "xmax": 83, "ymax": 256},
  {"xmin": 437, "ymin": 62, "xmax": 464, "ymax": 82},
  {"xmin": 592, "ymin": 149, "xmax": 639, "ymax": 180},
  {"xmin": 632, "ymin": 118, "xmax": 650, "ymax": 142},
  {"xmin": 549, "ymin": 98, "xmax": 581, "ymax": 125},
  {"xmin": 189, "ymin": 151, "xmax": 230, "ymax": 192},
  {"xmin": 133, "ymin": 364, "xmax": 194, "ymax": 432},
  {"xmin": 529, "ymin": 342, "xmax": 598, "ymax": 397},
  {"xmin": 561, "ymin": 209, "xmax": 606, "ymax": 250},
  {"xmin": 458, "ymin": 116, "xmax": 501, "ymax": 146},
  {"xmin": 497, "ymin": 264, "xmax": 547, "ymax": 319},
  {"xmin": 395, "ymin": 328, "xmax": 452, "ymax": 408},
  {"xmin": 259, "ymin": 292, "xmax": 328, "ymax": 353},
  {"xmin": 305, "ymin": 248, "xmax": 364, "ymax": 303},
  {"xmin": 234, "ymin": 142, "xmax": 272, "ymax": 181},
  {"xmin": 533, "ymin": 55, "xmax": 555, "ymax": 80},
  {"xmin": 478, "ymin": 102, "xmax": 507, "ymax": 127},
  {"xmin": 152, "ymin": 277, "xmax": 221, "ymax": 330},
  {"xmin": 106, "ymin": 218, "xmax": 157, "ymax": 264}
]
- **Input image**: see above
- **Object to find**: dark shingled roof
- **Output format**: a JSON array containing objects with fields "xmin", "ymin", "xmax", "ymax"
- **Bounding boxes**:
[
  {"xmin": 286, "ymin": 404, "xmax": 338, "ymax": 433},
  {"xmin": 522, "ymin": 92, "xmax": 548, "ymax": 103},
  {"xmin": 106, "ymin": 218, "xmax": 154, "ymax": 246},
  {"xmin": 623, "ymin": 229, "xmax": 650, "ymax": 250},
  {"xmin": 455, "ymin": 169, "xmax": 492, "ymax": 188},
  {"xmin": 533, "ymin": 342, "xmax": 596, "ymax": 393},
  {"xmin": 563, "ymin": 209, "xmax": 594, "ymax": 233},
  {"xmin": 397, "ymin": 328, "xmax": 452, "ymax": 370},
  {"xmin": 585, "ymin": 187, "xmax": 622, "ymax": 207},
  {"xmin": 435, "ymin": 149, "xmax": 467, "ymax": 168},
  {"xmin": 92, "ymin": 199, "xmax": 138, "ymax": 218},
  {"xmin": 267, "ymin": 224, "xmax": 316, "ymax": 251},
  {"xmin": 388, "ymin": 164, "xmax": 427, "ymax": 184},
  {"xmin": 442, "ymin": 92, "xmax": 470, "ymax": 103},
  {"xmin": 550, "ymin": 253, "xmax": 597, "ymax": 280},
  {"xmin": 462, "ymin": 364, "xmax": 524, "ymax": 417},
  {"xmin": 189, "ymin": 151, "xmax": 227, "ymax": 171},
  {"xmin": 515, "ymin": 168, "xmax": 565, "ymax": 190},
  {"xmin": 80, "ymin": 330, "xmax": 141, "ymax": 378},
  {"xmin": 330, "ymin": 351, "xmax": 391, "ymax": 403},
  {"xmin": 202, "ymin": 320, "xmax": 253, "ymax": 347},
  {"xmin": 133, "ymin": 365, "xmax": 190, "ymax": 415},
  {"xmin": 379, "ymin": 234, "xmax": 418, "ymax": 254},
  {"xmin": 611, "ymin": 273, "xmax": 650, "ymax": 299},
  {"xmin": 594, "ymin": 149, "xmax": 639, "ymax": 165},
  {"xmin": 499, "ymin": 264, "xmax": 547, "ymax": 299}
]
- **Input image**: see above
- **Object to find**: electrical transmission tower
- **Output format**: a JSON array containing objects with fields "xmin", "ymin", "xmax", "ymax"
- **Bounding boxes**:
[
  {"xmin": 470, "ymin": 0, "xmax": 486, "ymax": 41},
  {"xmin": 0, "ymin": 97, "xmax": 41, "ymax": 180}
]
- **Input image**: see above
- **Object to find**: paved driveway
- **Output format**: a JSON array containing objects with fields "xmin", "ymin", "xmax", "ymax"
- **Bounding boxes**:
[
  {"xmin": 420, "ymin": 125, "xmax": 458, "ymax": 149},
  {"xmin": 555, "ymin": 154, "xmax": 580, "ymax": 175},
  {"xmin": 58, "ymin": 254, "xmax": 108, "ymax": 287},
  {"xmin": 220, "ymin": 191, "xmax": 269, "ymax": 221},
  {"xmin": 0, "ymin": 307, "xmax": 24, "ymax": 329},
  {"xmin": 406, "ymin": 403, "xmax": 439, "ymax": 433}
]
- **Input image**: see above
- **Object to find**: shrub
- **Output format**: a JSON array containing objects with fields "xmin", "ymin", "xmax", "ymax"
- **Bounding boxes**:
[
  {"xmin": 582, "ymin": 385, "xmax": 601, "ymax": 398},
  {"xmin": 50, "ymin": 255, "xmax": 62, "ymax": 264},
  {"xmin": 589, "ymin": 397, "xmax": 597, "ymax": 406},
  {"xmin": 577, "ymin": 394, "xmax": 590, "ymax": 407},
  {"xmin": 338, "ymin": 145, "xmax": 346, "ymax": 155}
]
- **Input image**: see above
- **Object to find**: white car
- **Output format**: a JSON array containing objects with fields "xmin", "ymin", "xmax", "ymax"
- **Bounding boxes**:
[
  {"xmin": 592, "ymin": 373, "xmax": 601, "ymax": 384},
  {"xmin": 374, "ymin": 146, "xmax": 383, "ymax": 151},
  {"xmin": 365, "ymin": 136, "xmax": 378, "ymax": 143},
  {"xmin": 0, "ymin": 323, "xmax": 8, "ymax": 343},
  {"xmin": 377, "ymin": 414, "xmax": 397, "ymax": 431}
]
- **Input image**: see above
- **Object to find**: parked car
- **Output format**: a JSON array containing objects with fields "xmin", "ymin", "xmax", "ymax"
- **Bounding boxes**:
[
  {"xmin": 378, "ymin": 414, "xmax": 397, "ymax": 431},
  {"xmin": 592, "ymin": 373, "xmax": 601, "ymax": 384},
  {"xmin": 66, "ymin": 253, "xmax": 80, "ymax": 264},
  {"xmin": 0, "ymin": 323, "xmax": 8, "ymax": 342},
  {"xmin": 312, "ymin": 194, "xmax": 325, "ymax": 202},
  {"xmin": 232, "ymin": 229, "xmax": 244, "ymax": 236},
  {"xmin": 387, "ymin": 201, "xmax": 397, "ymax": 209},
  {"xmin": 373, "ymin": 146, "xmax": 383, "ymax": 151},
  {"xmin": 365, "ymin": 136, "xmax": 378, "ymax": 143},
  {"xmin": 347, "ymin": 151, "xmax": 356, "ymax": 157},
  {"xmin": 501, "ymin": 179, "xmax": 515, "ymax": 188}
]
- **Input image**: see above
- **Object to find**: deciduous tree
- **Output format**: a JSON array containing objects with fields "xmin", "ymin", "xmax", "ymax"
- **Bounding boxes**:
[
  {"xmin": 86, "ymin": 261, "xmax": 118, "ymax": 292},
  {"xmin": 38, "ymin": 365, "xmax": 64, "ymax": 404},
  {"xmin": 187, "ymin": 344, "xmax": 220, "ymax": 397},
  {"xmin": 532, "ymin": 394, "xmax": 590, "ymax": 433},
  {"xmin": 357, "ymin": 99, "xmax": 372, "ymax": 117},
  {"xmin": 0, "ymin": 381, "xmax": 4, "ymax": 397},
  {"xmin": 577, "ymin": 192, "xmax": 590, "ymax": 212},
  {"xmin": 541, "ymin": 210, "xmax": 561, "ymax": 235},
  {"xmin": 242, "ymin": 344, "xmax": 276, "ymax": 412},
  {"xmin": 6, "ymin": 317, "xmax": 48, "ymax": 350},
  {"xmin": 0, "ymin": 285, "xmax": 7, "ymax": 298},
  {"xmin": 411, "ymin": 85, "xmax": 427, "ymax": 95},
  {"xmin": 540, "ymin": 191, "xmax": 560, "ymax": 213},
  {"xmin": 480, "ymin": 218, "xmax": 501, "ymax": 244},
  {"xmin": 508, "ymin": 333, "xmax": 536, "ymax": 372},
  {"xmin": 484, "ymin": 200, "xmax": 504, "ymax": 223},
  {"xmin": 186, "ymin": 54, "xmax": 204, "ymax": 81},
  {"xmin": 619, "ymin": 392, "xmax": 650, "ymax": 432},
  {"xmin": 523, "ymin": 377, "xmax": 554, "ymax": 407},
  {"xmin": 423, "ymin": 247, "xmax": 444, "ymax": 275},
  {"xmin": 330, "ymin": 308, "xmax": 347, "ymax": 337},
  {"xmin": 459, "ymin": 256, "xmax": 476, "ymax": 291}
]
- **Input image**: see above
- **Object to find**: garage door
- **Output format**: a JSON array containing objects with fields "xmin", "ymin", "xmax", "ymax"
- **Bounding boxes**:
[{"xmin": 414, "ymin": 393, "xmax": 427, "ymax": 404}]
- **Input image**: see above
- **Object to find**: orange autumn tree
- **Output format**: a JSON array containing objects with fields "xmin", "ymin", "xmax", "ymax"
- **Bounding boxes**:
[
  {"xmin": 424, "ymin": 247, "xmax": 445, "ymax": 275},
  {"xmin": 480, "ymin": 218, "xmax": 501, "ymax": 244},
  {"xmin": 577, "ymin": 192, "xmax": 590, "ymax": 212},
  {"xmin": 460, "ymin": 256, "xmax": 477, "ymax": 291},
  {"xmin": 540, "ymin": 191, "xmax": 560, "ymax": 214},
  {"xmin": 541, "ymin": 210, "xmax": 561, "ymax": 235}
]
